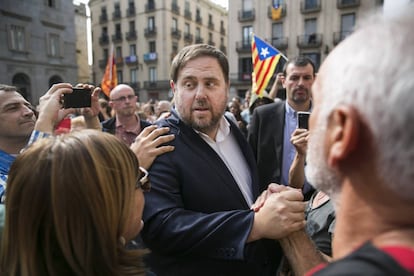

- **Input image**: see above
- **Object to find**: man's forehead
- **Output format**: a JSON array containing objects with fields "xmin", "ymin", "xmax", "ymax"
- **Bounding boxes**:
[
  {"xmin": 286, "ymin": 63, "xmax": 314, "ymax": 76},
  {"xmin": 0, "ymin": 91, "xmax": 27, "ymax": 106}
]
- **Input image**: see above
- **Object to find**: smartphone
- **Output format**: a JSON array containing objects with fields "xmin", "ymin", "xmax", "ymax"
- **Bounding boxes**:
[
  {"xmin": 63, "ymin": 88, "xmax": 92, "ymax": 108},
  {"xmin": 297, "ymin": 111, "xmax": 311, "ymax": 129}
]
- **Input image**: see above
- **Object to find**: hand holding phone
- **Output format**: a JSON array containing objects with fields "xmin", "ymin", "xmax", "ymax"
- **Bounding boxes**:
[
  {"xmin": 63, "ymin": 88, "xmax": 92, "ymax": 108},
  {"xmin": 297, "ymin": 111, "xmax": 311, "ymax": 129}
]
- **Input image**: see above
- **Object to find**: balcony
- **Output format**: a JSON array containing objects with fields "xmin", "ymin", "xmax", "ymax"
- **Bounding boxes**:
[
  {"xmin": 184, "ymin": 33, "xmax": 193, "ymax": 43},
  {"xmin": 145, "ymin": 3, "xmax": 156, "ymax": 12},
  {"xmin": 115, "ymin": 56, "xmax": 124, "ymax": 66},
  {"xmin": 337, "ymin": 0, "xmax": 360, "ymax": 9},
  {"xmin": 99, "ymin": 34, "xmax": 109, "ymax": 46},
  {"xmin": 126, "ymin": 30, "xmax": 137, "ymax": 41},
  {"xmin": 195, "ymin": 36, "xmax": 204, "ymax": 44},
  {"xmin": 238, "ymin": 9, "xmax": 255, "ymax": 22},
  {"xmin": 126, "ymin": 6, "xmax": 136, "ymax": 17},
  {"xmin": 171, "ymin": 3, "xmax": 180, "ymax": 14},
  {"xmin": 300, "ymin": 0, "xmax": 321, "ymax": 14},
  {"xmin": 196, "ymin": 15, "xmax": 202, "ymax": 24},
  {"xmin": 220, "ymin": 45, "xmax": 227, "ymax": 54},
  {"xmin": 220, "ymin": 27, "xmax": 226, "ymax": 35},
  {"xmin": 333, "ymin": 31, "xmax": 352, "ymax": 45},
  {"xmin": 267, "ymin": 3, "xmax": 287, "ymax": 19},
  {"xmin": 125, "ymin": 55, "xmax": 139, "ymax": 65},
  {"xmin": 112, "ymin": 32, "xmax": 123, "ymax": 43},
  {"xmin": 239, "ymin": 72, "xmax": 252, "ymax": 82},
  {"xmin": 129, "ymin": 82, "xmax": 140, "ymax": 91},
  {"xmin": 184, "ymin": 10, "xmax": 192, "ymax": 20},
  {"xmin": 99, "ymin": 13, "xmax": 108, "ymax": 23},
  {"xmin": 143, "ymin": 80, "xmax": 170, "ymax": 90},
  {"xmin": 144, "ymin": 27, "xmax": 157, "ymax": 38},
  {"xmin": 208, "ymin": 40, "xmax": 215, "ymax": 46},
  {"xmin": 143, "ymin": 52, "xmax": 158, "ymax": 63},
  {"xmin": 272, "ymin": 37, "xmax": 288, "ymax": 50},
  {"xmin": 236, "ymin": 41, "xmax": 251, "ymax": 53},
  {"xmin": 171, "ymin": 28, "xmax": 182, "ymax": 39},
  {"xmin": 112, "ymin": 9, "xmax": 121, "ymax": 20},
  {"xmin": 297, "ymin": 33, "xmax": 323, "ymax": 48},
  {"xmin": 208, "ymin": 22, "xmax": 214, "ymax": 30},
  {"xmin": 99, "ymin": 58, "xmax": 108, "ymax": 69}
]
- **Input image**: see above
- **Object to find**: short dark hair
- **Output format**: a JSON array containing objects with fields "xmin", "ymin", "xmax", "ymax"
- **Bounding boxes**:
[
  {"xmin": 282, "ymin": 56, "xmax": 316, "ymax": 76},
  {"xmin": 170, "ymin": 44, "xmax": 229, "ymax": 83}
]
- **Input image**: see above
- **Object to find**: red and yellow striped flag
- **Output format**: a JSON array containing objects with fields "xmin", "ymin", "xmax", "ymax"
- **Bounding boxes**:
[
  {"xmin": 251, "ymin": 34, "xmax": 281, "ymax": 97},
  {"xmin": 101, "ymin": 48, "xmax": 118, "ymax": 97}
]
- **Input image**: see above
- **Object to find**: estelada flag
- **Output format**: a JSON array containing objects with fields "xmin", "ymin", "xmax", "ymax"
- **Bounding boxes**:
[
  {"xmin": 101, "ymin": 48, "xmax": 118, "ymax": 98},
  {"xmin": 271, "ymin": 1, "xmax": 282, "ymax": 21},
  {"xmin": 251, "ymin": 34, "xmax": 281, "ymax": 97}
]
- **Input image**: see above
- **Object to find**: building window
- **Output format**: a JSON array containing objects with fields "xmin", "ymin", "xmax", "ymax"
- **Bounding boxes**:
[
  {"xmin": 242, "ymin": 0, "xmax": 253, "ymax": 11},
  {"xmin": 172, "ymin": 18, "xmax": 178, "ymax": 30},
  {"xmin": 46, "ymin": 0, "xmax": 56, "ymax": 8},
  {"xmin": 129, "ymin": 21, "xmax": 135, "ymax": 32},
  {"xmin": 149, "ymin": 67, "xmax": 157, "ymax": 82},
  {"xmin": 103, "ymin": 48, "xmax": 108, "ymax": 59},
  {"xmin": 341, "ymin": 13, "xmax": 355, "ymax": 38},
  {"xmin": 272, "ymin": 22, "xmax": 283, "ymax": 38},
  {"xmin": 117, "ymin": 70, "xmax": 123, "ymax": 83},
  {"xmin": 148, "ymin": 16, "xmax": 155, "ymax": 30},
  {"xmin": 49, "ymin": 33, "xmax": 60, "ymax": 57},
  {"xmin": 239, "ymin": 57, "xmax": 252, "ymax": 80},
  {"xmin": 130, "ymin": 44, "xmax": 136, "ymax": 55},
  {"xmin": 185, "ymin": 23, "xmax": 190, "ymax": 34},
  {"xmin": 9, "ymin": 25, "xmax": 26, "ymax": 52},
  {"xmin": 304, "ymin": 0, "xmax": 318, "ymax": 9},
  {"xmin": 302, "ymin": 53, "xmax": 320, "ymax": 71},
  {"xmin": 305, "ymin": 18, "xmax": 317, "ymax": 43},
  {"xmin": 116, "ymin": 46, "xmax": 122, "ymax": 58},
  {"xmin": 149, "ymin": 41, "xmax": 156, "ymax": 52},
  {"xmin": 242, "ymin": 26, "xmax": 253, "ymax": 46},
  {"xmin": 130, "ymin": 68, "xmax": 137, "ymax": 83}
]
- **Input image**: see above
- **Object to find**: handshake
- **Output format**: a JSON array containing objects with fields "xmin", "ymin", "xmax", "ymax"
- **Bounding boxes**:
[{"xmin": 248, "ymin": 184, "xmax": 306, "ymax": 241}]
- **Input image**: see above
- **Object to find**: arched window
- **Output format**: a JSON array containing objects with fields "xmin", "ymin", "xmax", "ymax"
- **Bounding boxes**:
[
  {"xmin": 12, "ymin": 73, "xmax": 31, "ymax": 102},
  {"xmin": 49, "ymin": 75, "xmax": 63, "ymax": 87}
]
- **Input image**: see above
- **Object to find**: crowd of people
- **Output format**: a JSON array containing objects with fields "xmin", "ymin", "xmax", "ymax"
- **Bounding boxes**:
[{"xmin": 0, "ymin": 4, "xmax": 413, "ymax": 275}]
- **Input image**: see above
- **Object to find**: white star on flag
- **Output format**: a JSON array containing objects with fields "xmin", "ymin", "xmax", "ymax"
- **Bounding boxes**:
[{"xmin": 260, "ymin": 47, "xmax": 270, "ymax": 58}]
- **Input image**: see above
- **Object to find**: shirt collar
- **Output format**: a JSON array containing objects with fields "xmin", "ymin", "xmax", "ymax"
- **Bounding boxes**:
[
  {"xmin": 195, "ymin": 116, "xmax": 230, "ymax": 143},
  {"xmin": 285, "ymin": 101, "xmax": 313, "ymax": 118}
]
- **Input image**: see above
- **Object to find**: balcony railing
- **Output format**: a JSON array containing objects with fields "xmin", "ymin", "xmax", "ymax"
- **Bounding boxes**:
[
  {"xmin": 126, "ymin": 6, "xmax": 136, "ymax": 17},
  {"xmin": 143, "ymin": 52, "xmax": 158, "ymax": 63},
  {"xmin": 297, "ymin": 33, "xmax": 323, "ymax": 48},
  {"xmin": 112, "ymin": 32, "xmax": 123, "ymax": 43},
  {"xmin": 125, "ymin": 55, "xmax": 139, "ymax": 65},
  {"xmin": 195, "ymin": 37, "xmax": 204, "ymax": 43},
  {"xmin": 129, "ymin": 82, "xmax": 140, "ymax": 91},
  {"xmin": 208, "ymin": 22, "xmax": 214, "ymax": 30},
  {"xmin": 333, "ymin": 31, "xmax": 352, "ymax": 45},
  {"xmin": 145, "ymin": 3, "xmax": 156, "ymax": 12},
  {"xmin": 126, "ymin": 30, "xmax": 137, "ymax": 41},
  {"xmin": 337, "ymin": 0, "xmax": 360, "ymax": 9},
  {"xmin": 184, "ymin": 33, "xmax": 193, "ymax": 42},
  {"xmin": 208, "ymin": 40, "xmax": 215, "ymax": 46},
  {"xmin": 300, "ymin": 0, "xmax": 321, "ymax": 13},
  {"xmin": 196, "ymin": 15, "xmax": 202, "ymax": 24},
  {"xmin": 236, "ymin": 41, "xmax": 251, "ymax": 53},
  {"xmin": 113, "ymin": 9, "xmax": 121, "ymax": 20},
  {"xmin": 144, "ymin": 27, "xmax": 157, "ymax": 37},
  {"xmin": 238, "ymin": 9, "xmax": 255, "ymax": 22},
  {"xmin": 143, "ymin": 80, "xmax": 170, "ymax": 90},
  {"xmin": 99, "ymin": 13, "xmax": 108, "ymax": 23},
  {"xmin": 272, "ymin": 37, "xmax": 288, "ymax": 50},
  {"xmin": 171, "ymin": 28, "xmax": 182, "ymax": 39},
  {"xmin": 99, "ymin": 58, "xmax": 108, "ymax": 69},
  {"xmin": 171, "ymin": 3, "xmax": 180, "ymax": 14},
  {"xmin": 184, "ymin": 10, "xmax": 192, "ymax": 20},
  {"xmin": 99, "ymin": 34, "xmax": 109, "ymax": 45},
  {"xmin": 115, "ymin": 57, "xmax": 124, "ymax": 66},
  {"xmin": 220, "ymin": 27, "xmax": 226, "ymax": 35},
  {"xmin": 220, "ymin": 45, "xmax": 227, "ymax": 54}
]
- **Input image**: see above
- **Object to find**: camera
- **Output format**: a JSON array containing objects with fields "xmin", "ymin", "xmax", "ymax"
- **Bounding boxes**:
[
  {"xmin": 63, "ymin": 87, "xmax": 92, "ymax": 108},
  {"xmin": 297, "ymin": 111, "xmax": 311, "ymax": 129}
]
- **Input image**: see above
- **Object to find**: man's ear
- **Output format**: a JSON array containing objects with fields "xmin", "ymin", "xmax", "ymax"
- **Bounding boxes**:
[
  {"xmin": 326, "ymin": 105, "xmax": 360, "ymax": 167},
  {"xmin": 170, "ymin": 80, "xmax": 175, "ymax": 94}
]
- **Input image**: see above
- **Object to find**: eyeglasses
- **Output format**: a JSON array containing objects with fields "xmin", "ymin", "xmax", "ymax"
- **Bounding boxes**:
[
  {"xmin": 136, "ymin": 167, "xmax": 151, "ymax": 192},
  {"xmin": 111, "ymin": 95, "xmax": 136, "ymax": 102}
]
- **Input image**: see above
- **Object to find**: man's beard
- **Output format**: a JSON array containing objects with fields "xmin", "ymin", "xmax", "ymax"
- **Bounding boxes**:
[{"xmin": 306, "ymin": 113, "xmax": 342, "ymax": 208}]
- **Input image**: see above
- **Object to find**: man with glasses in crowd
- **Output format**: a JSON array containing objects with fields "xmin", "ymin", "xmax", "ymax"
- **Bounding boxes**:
[{"xmin": 102, "ymin": 84, "xmax": 151, "ymax": 146}]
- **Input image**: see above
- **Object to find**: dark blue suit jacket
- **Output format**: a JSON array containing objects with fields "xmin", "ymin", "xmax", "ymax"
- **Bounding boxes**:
[{"xmin": 141, "ymin": 110, "xmax": 282, "ymax": 276}]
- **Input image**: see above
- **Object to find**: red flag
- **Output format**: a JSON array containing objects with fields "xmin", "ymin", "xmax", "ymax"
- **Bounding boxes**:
[{"xmin": 101, "ymin": 47, "xmax": 118, "ymax": 97}]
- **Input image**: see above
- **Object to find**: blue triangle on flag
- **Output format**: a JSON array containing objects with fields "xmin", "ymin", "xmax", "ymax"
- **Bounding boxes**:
[{"xmin": 254, "ymin": 35, "xmax": 280, "ymax": 61}]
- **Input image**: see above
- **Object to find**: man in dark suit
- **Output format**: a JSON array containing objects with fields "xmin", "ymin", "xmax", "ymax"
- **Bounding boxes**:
[
  {"xmin": 248, "ymin": 56, "xmax": 315, "ymax": 198},
  {"xmin": 141, "ymin": 44, "xmax": 306, "ymax": 276}
]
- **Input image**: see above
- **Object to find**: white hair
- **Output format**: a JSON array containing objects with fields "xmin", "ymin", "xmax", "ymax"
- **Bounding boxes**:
[{"xmin": 317, "ymin": 5, "xmax": 414, "ymax": 200}]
